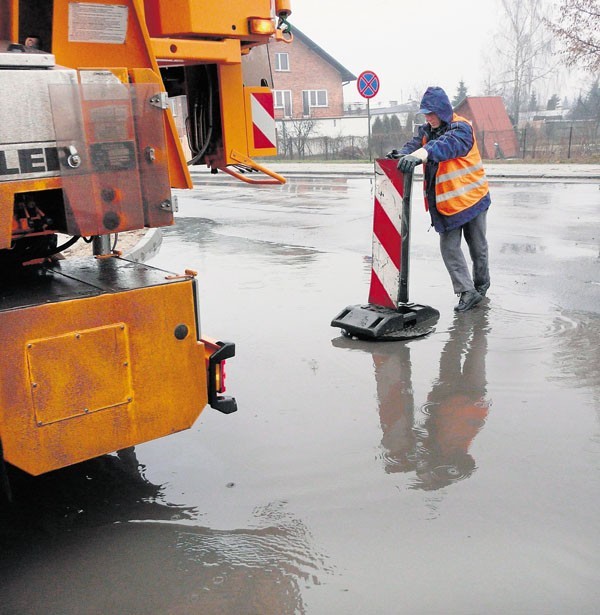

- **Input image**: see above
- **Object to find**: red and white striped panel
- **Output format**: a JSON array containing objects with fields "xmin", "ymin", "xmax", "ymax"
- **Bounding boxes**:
[
  {"xmin": 250, "ymin": 91, "xmax": 276, "ymax": 150},
  {"xmin": 368, "ymin": 159, "xmax": 405, "ymax": 309}
]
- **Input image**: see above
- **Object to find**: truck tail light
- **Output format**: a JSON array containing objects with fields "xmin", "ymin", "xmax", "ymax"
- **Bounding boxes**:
[{"xmin": 248, "ymin": 18, "xmax": 276, "ymax": 35}]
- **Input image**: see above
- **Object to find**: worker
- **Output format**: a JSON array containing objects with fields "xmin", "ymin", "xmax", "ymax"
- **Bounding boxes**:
[{"xmin": 389, "ymin": 86, "xmax": 491, "ymax": 312}]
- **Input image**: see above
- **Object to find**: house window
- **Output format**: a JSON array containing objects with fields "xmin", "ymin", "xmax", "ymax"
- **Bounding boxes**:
[
  {"xmin": 274, "ymin": 90, "xmax": 293, "ymax": 117},
  {"xmin": 302, "ymin": 90, "xmax": 328, "ymax": 115},
  {"xmin": 275, "ymin": 52, "xmax": 289, "ymax": 71}
]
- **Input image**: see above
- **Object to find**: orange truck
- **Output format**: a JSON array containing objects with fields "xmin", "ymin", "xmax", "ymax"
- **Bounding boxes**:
[{"xmin": 0, "ymin": 0, "xmax": 291, "ymax": 492}]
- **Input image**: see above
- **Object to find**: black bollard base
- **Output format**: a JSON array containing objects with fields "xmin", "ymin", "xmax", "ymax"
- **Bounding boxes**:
[{"xmin": 331, "ymin": 302, "xmax": 440, "ymax": 341}]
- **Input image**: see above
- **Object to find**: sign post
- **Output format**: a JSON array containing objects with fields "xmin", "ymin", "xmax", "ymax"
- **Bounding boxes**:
[{"xmin": 357, "ymin": 70, "xmax": 380, "ymax": 161}]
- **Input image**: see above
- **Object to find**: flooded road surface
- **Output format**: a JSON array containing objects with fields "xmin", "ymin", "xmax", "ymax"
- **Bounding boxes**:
[{"xmin": 2, "ymin": 172, "xmax": 599, "ymax": 614}]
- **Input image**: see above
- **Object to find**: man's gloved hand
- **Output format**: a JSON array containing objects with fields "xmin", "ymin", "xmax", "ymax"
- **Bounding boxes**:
[
  {"xmin": 397, "ymin": 155, "xmax": 422, "ymax": 173},
  {"xmin": 397, "ymin": 147, "xmax": 428, "ymax": 173},
  {"xmin": 385, "ymin": 149, "xmax": 400, "ymax": 159}
]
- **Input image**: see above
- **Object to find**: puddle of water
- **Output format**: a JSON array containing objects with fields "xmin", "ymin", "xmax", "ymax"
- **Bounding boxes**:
[{"xmin": 1, "ymin": 179, "xmax": 598, "ymax": 614}]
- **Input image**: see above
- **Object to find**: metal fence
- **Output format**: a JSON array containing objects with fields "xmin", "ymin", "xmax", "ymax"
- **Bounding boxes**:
[
  {"xmin": 275, "ymin": 134, "xmax": 370, "ymax": 161},
  {"xmin": 514, "ymin": 121, "xmax": 600, "ymax": 160},
  {"xmin": 274, "ymin": 120, "xmax": 600, "ymax": 161}
]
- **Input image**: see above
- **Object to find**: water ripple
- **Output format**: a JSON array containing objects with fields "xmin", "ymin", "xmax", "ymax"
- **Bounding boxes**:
[
  {"xmin": 489, "ymin": 305, "xmax": 578, "ymax": 352},
  {"xmin": 176, "ymin": 501, "xmax": 332, "ymax": 586}
]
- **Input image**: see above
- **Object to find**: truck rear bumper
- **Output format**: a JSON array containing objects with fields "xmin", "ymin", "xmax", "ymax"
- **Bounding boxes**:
[{"xmin": 0, "ymin": 256, "xmax": 231, "ymax": 475}]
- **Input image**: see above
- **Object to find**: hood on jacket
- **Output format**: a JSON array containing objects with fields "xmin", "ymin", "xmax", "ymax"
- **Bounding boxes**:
[{"xmin": 418, "ymin": 86, "xmax": 453, "ymax": 124}]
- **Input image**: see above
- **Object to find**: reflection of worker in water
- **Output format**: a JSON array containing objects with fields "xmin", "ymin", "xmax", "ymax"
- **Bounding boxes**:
[{"xmin": 376, "ymin": 310, "xmax": 490, "ymax": 490}]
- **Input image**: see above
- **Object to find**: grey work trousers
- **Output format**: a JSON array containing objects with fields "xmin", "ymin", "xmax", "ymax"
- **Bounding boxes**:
[{"xmin": 439, "ymin": 209, "xmax": 489, "ymax": 294}]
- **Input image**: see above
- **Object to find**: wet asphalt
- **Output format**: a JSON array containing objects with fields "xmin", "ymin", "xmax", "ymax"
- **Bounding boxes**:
[{"xmin": 1, "ymin": 166, "xmax": 599, "ymax": 614}]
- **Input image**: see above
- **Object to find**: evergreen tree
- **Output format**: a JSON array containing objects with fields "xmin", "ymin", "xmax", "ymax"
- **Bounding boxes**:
[
  {"xmin": 390, "ymin": 114, "xmax": 402, "ymax": 134},
  {"xmin": 546, "ymin": 94, "xmax": 560, "ymax": 110},
  {"xmin": 569, "ymin": 95, "xmax": 587, "ymax": 120},
  {"xmin": 372, "ymin": 116, "xmax": 384, "ymax": 135},
  {"xmin": 381, "ymin": 115, "xmax": 393, "ymax": 153},
  {"xmin": 568, "ymin": 81, "xmax": 600, "ymax": 121},
  {"xmin": 382, "ymin": 115, "xmax": 391, "ymax": 134},
  {"xmin": 586, "ymin": 79, "xmax": 600, "ymax": 122},
  {"xmin": 402, "ymin": 112, "xmax": 416, "ymax": 140},
  {"xmin": 452, "ymin": 80, "xmax": 468, "ymax": 106},
  {"xmin": 386, "ymin": 115, "xmax": 402, "ymax": 152},
  {"xmin": 528, "ymin": 91, "xmax": 538, "ymax": 112}
]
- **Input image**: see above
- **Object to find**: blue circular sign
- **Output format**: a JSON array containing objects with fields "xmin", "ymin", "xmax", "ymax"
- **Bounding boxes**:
[{"xmin": 357, "ymin": 70, "xmax": 380, "ymax": 99}]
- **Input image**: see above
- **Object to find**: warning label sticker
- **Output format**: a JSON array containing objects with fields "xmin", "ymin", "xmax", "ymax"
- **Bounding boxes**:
[{"xmin": 68, "ymin": 3, "xmax": 128, "ymax": 44}]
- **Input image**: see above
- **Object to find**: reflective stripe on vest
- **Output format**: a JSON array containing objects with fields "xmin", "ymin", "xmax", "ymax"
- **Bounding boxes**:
[{"xmin": 436, "ymin": 163, "xmax": 488, "ymax": 204}]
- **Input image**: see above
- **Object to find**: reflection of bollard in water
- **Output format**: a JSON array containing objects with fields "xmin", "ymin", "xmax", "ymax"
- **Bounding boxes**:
[
  {"xmin": 373, "ymin": 309, "xmax": 491, "ymax": 490},
  {"xmin": 375, "ymin": 343, "xmax": 417, "ymax": 473},
  {"xmin": 331, "ymin": 159, "xmax": 439, "ymax": 341}
]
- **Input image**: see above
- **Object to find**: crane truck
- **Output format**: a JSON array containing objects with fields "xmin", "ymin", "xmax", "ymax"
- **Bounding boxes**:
[{"xmin": 0, "ymin": 0, "xmax": 291, "ymax": 493}]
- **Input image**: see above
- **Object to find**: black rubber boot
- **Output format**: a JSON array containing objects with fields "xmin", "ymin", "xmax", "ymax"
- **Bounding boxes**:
[
  {"xmin": 475, "ymin": 281, "xmax": 490, "ymax": 297},
  {"xmin": 454, "ymin": 289, "xmax": 483, "ymax": 312}
]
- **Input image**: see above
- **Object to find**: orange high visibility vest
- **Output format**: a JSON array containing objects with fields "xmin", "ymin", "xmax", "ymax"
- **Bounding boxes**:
[{"xmin": 424, "ymin": 114, "xmax": 489, "ymax": 216}]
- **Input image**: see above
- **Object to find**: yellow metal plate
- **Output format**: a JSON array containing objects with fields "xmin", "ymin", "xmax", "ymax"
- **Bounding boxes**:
[
  {"xmin": 0, "ymin": 278, "xmax": 207, "ymax": 475},
  {"xmin": 26, "ymin": 323, "xmax": 133, "ymax": 425}
]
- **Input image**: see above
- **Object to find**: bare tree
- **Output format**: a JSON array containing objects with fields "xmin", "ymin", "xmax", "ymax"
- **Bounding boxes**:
[
  {"xmin": 481, "ymin": 71, "xmax": 504, "ymax": 97},
  {"xmin": 287, "ymin": 119, "xmax": 318, "ymax": 159},
  {"xmin": 493, "ymin": 0, "xmax": 556, "ymax": 126},
  {"xmin": 545, "ymin": 0, "xmax": 600, "ymax": 73}
]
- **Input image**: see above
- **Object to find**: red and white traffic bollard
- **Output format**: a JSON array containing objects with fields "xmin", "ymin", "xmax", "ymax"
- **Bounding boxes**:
[{"xmin": 331, "ymin": 159, "xmax": 439, "ymax": 340}]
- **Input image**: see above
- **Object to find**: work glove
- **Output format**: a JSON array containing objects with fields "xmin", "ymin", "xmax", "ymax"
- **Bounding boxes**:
[
  {"xmin": 385, "ymin": 149, "xmax": 401, "ymax": 159},
  {"xmin": 397, "ymin": 147, "xmax": 428, "ymax": 173},
  {"xmin": 397, "ymin": 155, "xmax": 421, "ymax": 173}
]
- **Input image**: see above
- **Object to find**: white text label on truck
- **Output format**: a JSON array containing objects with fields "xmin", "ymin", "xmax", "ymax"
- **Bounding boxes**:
[{"xmin": 0, "ymin": 144, "xmax": 60, "ymax": 181}]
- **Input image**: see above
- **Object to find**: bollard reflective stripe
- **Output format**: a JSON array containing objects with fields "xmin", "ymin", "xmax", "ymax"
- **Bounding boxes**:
[{"xmin": 368, "ymin": 159, "xmax": 405, "ymax": 308}]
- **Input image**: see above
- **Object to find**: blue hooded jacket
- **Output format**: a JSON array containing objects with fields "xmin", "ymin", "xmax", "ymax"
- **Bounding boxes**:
[
  {"xmin": 418, "ymin": 86, "xmax": 453, "ymax": 123},
  {"xmin": 400, "ymin": 87, "xmax": 491, "ymax": 233}
]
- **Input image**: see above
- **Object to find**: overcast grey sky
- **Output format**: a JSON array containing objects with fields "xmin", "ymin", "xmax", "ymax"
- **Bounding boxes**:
[{"xmin": 289, "ymin": 0, "xmax": 586, "ymax": 106}]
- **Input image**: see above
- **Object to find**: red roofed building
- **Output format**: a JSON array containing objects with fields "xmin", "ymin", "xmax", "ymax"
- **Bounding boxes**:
[{"xmin": 454, "ymin": 96, "xmax": 519, "ymax": 159}]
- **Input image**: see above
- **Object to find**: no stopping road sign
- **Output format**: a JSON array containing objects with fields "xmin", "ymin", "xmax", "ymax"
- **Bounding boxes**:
[{"xmin": 357, "ymin": 70, "xmax": 380, "ymax": 99}]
